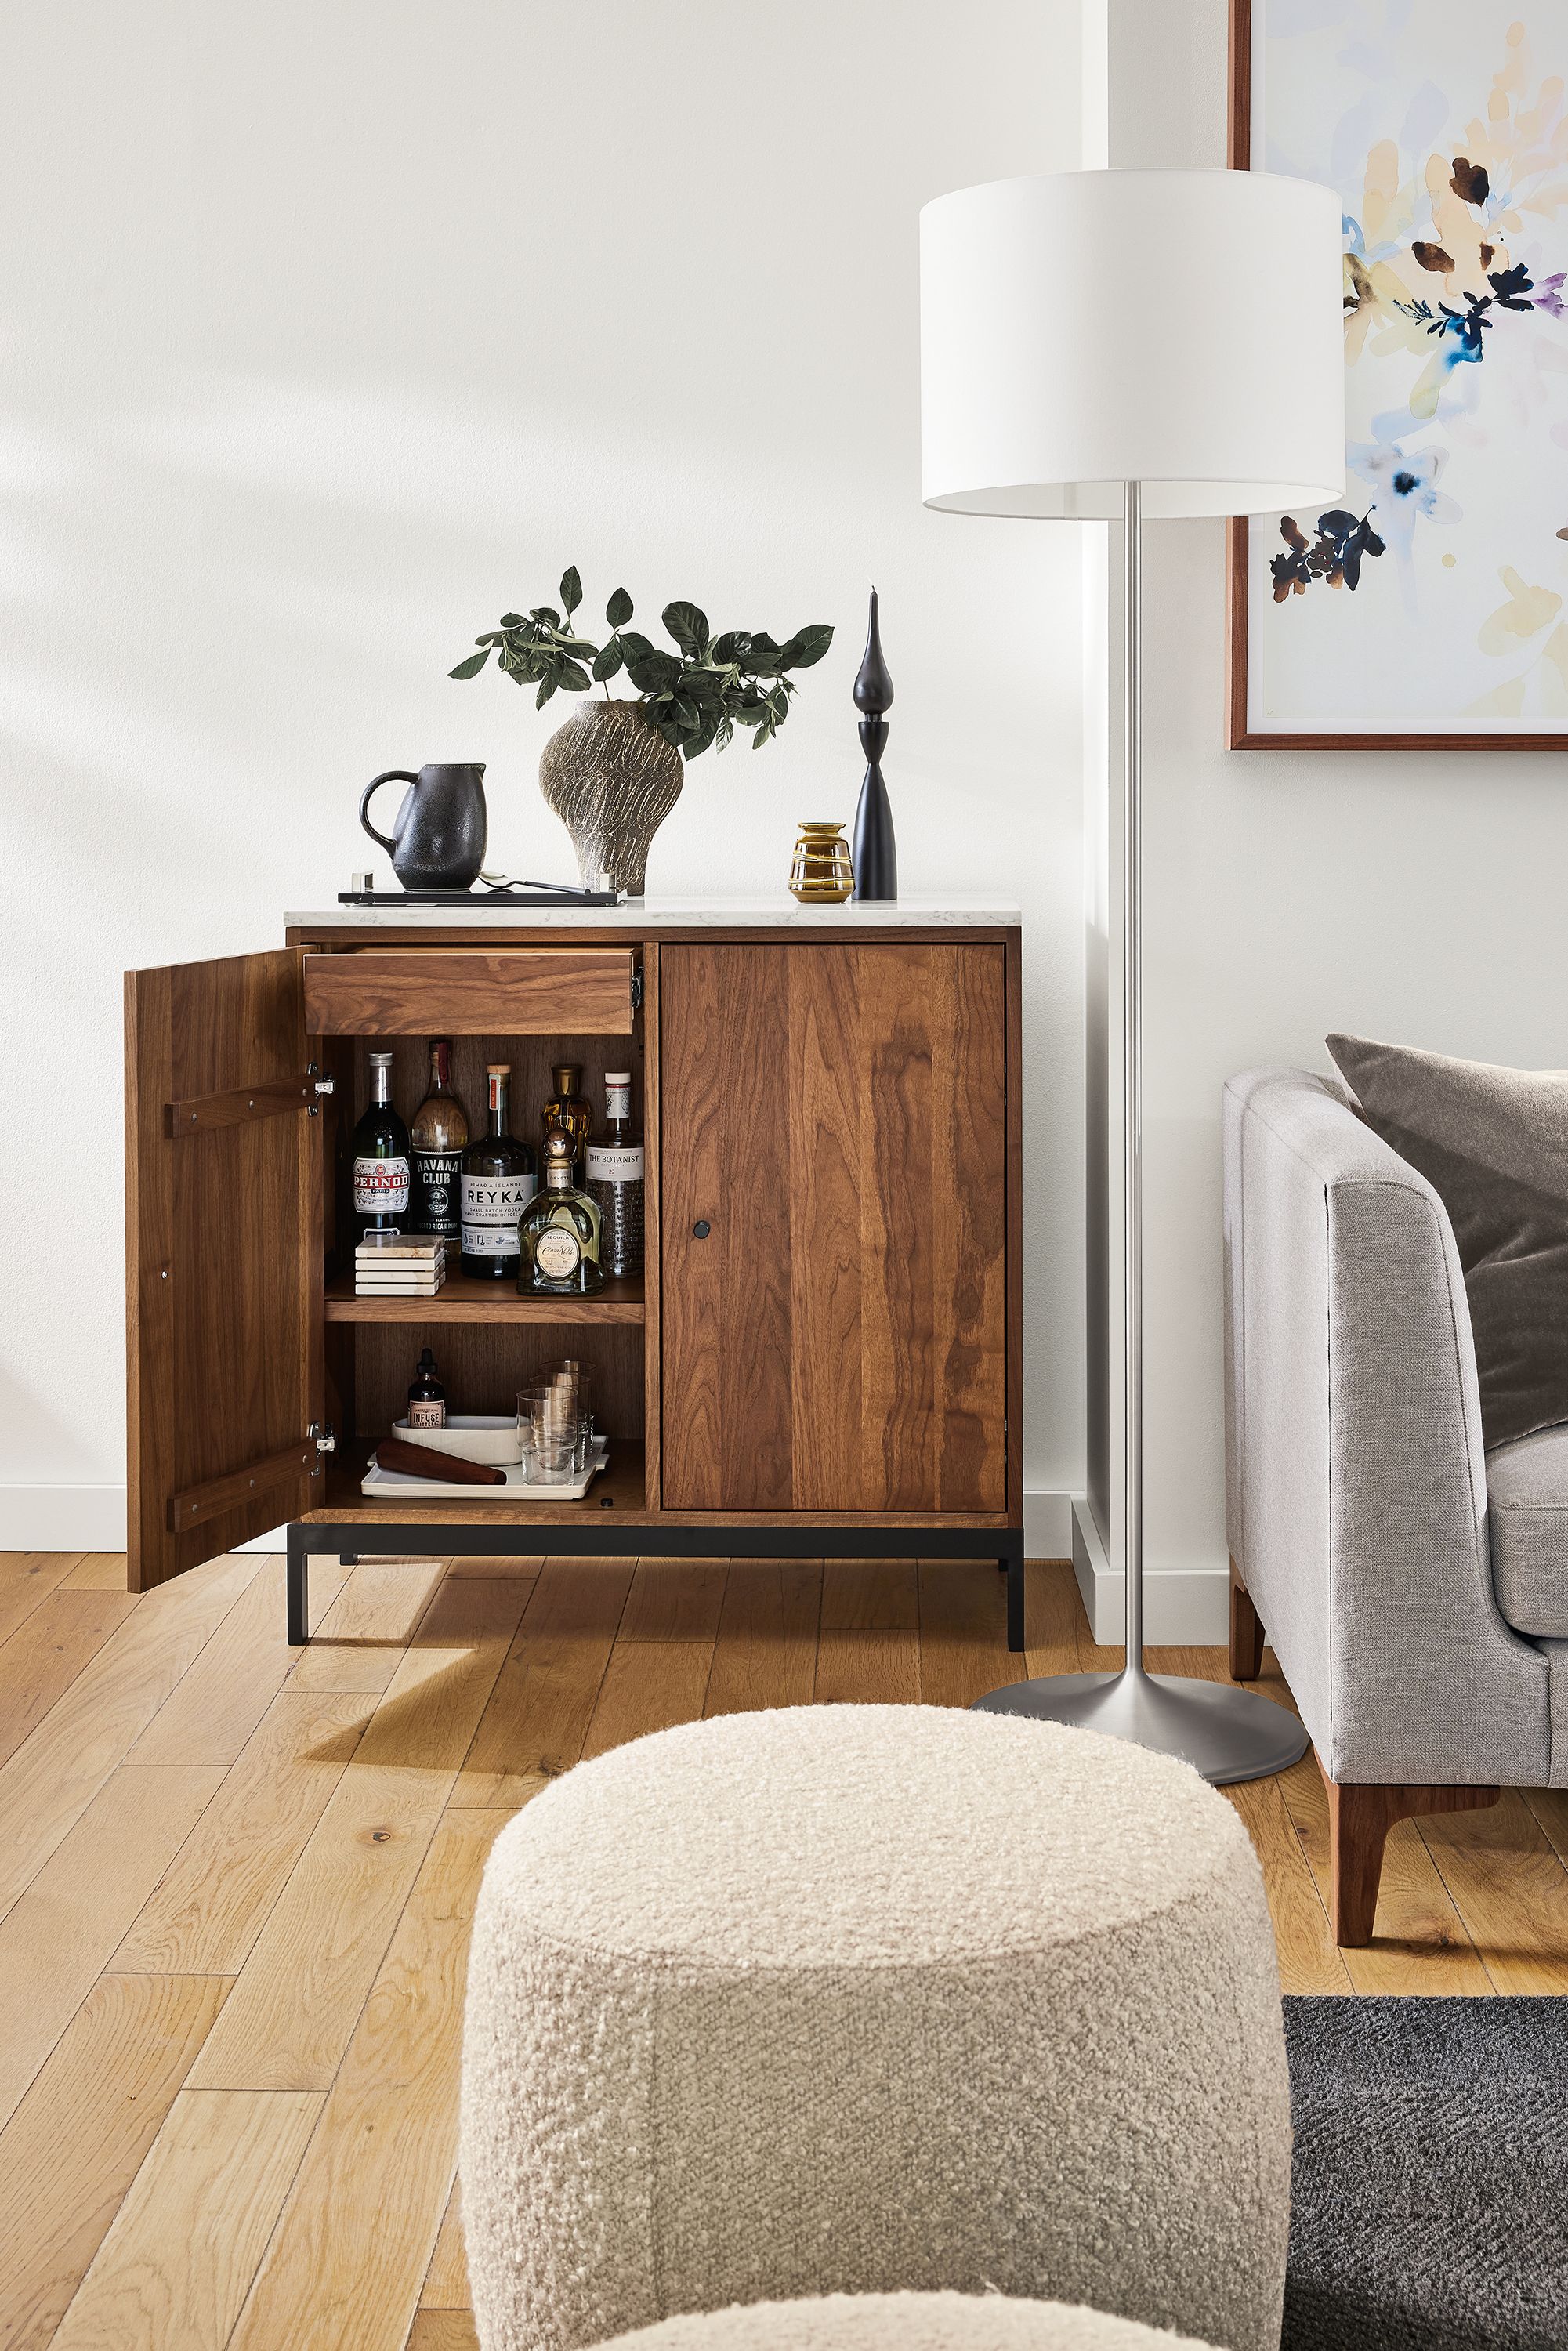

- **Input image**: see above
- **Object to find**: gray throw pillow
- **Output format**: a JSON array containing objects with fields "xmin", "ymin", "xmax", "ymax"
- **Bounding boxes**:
[{"xmin": 1325, "ymin": 1031, "xmax": 1568, "ymax": 1451}]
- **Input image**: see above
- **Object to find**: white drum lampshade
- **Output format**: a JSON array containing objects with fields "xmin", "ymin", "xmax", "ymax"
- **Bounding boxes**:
[{"xmin": 920, "ymin": 168, "xmax": 1345, "ymax": 518}]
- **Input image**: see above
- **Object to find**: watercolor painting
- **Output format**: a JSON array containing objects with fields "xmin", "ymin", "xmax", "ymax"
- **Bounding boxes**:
[{"xmin": 1230, "ymin": 0, "xmax": 1568, "ymax": 746}]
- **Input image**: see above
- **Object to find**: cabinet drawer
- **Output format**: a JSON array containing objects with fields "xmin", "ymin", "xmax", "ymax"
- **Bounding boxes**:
[{"xmin": 303, "ymin": 948, "xmax": 636, "ymax": 1036}]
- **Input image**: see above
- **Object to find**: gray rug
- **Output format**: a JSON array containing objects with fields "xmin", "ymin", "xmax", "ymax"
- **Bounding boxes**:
[{"xmin": 1284, "ymin": 1998, "xmax": 1568, "ymax": 2351}]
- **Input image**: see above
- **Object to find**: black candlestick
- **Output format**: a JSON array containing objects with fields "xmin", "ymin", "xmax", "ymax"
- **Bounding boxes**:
[{"xmin": 851, "ymin": 585, "xmax": 896, "ymax": 902}]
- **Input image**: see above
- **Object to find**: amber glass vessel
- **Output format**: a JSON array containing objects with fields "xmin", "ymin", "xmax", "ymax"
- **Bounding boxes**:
[{"xmin": 541, "ymin": 1061, "xmax": 591, "ymax": 1176}]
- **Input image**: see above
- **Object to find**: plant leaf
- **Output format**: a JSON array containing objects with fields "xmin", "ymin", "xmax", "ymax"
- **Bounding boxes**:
[
  {"xmin": 711, "ymin": 629, "xmax": 751, "ymax": 665},
  {"xmin": 606, "ymin": 586, "xmax": 633, "ymax": 628},
  {"xmin": 559, "ymin": 566, "xmax": 582, "ymax": 615},
  {"xmin": 530, "ymin": 606, "xmax": 562, "ymax": 627},
  {"xmin": 499, "ymin": 612, "xmax": 523, "ymax": 627},
  {"xmin": 536, "ymin": 673, "xmax": 559, "ymax": 709},
  {"xmin": 626, "ymin": 651, "xmax": 683, "ymax": 696},
  {"xmin": 715, "ymin": 715, "xmax": 734, "ymax": 752},
  {"xmin": 751, "ymin": 720, "xmax": 773, "ymax": 748},
  {"xmin": 662, "ymin": 601, "xmax": 710, "ymax": 657},
  {"xmin": 592, "ymin": 640, "xmax": 625, "ymax": 682},
  {"xmin": 556, "ymin": 657, "xmax": 592, "ymax": 692},
  {"xmin": 449, "ymin": 649, "xmax": 491, "ymax": 679},
  {"xmin": 782, "ymin": 622, "xmax": 833, "ymax": 668},
  {"xmin": 617, "ymin": 630, "xmax": 654, "ymax": 661}
]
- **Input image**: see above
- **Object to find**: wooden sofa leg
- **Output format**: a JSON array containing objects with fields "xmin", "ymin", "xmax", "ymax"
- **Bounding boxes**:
[
  {"xmin": 1229, "ymin": 1559, "xmax": 1264, "ymax": 1682},
  {"xmin": 1318, "ymin": 1760, "xmax": 1501, "ymax": 1947}
]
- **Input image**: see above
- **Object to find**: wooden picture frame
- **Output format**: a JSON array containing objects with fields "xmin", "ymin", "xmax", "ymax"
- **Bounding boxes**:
[{"xmin": 1226, "ymin": 0, "xmax": 1568, "ymax": 752}]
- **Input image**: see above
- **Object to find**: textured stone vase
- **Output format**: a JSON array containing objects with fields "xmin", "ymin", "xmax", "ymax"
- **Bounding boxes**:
[{"xmin": 538, "ymin": 701, "xmax": 684, "ymax": 897}]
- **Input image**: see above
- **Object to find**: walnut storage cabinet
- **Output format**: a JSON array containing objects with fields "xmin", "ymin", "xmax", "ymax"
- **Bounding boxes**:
[{"xmin": 125, "ymin": 909, "xmax": 1026, "ymax": 1644}]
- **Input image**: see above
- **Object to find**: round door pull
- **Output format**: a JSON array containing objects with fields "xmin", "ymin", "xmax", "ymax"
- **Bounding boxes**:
[{"xmin": 693, "ymin": 1219, "xmax": 711, "ymax": 1238}]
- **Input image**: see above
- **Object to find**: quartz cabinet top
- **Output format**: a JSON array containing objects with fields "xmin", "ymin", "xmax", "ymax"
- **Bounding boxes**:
[{"xmin": 286, "ymin": 893, "xmax": 1022, "ymax": 930}]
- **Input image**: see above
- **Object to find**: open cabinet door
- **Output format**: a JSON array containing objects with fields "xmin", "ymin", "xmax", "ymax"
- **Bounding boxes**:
[{"xmin": 125, "ymin": 949, "xmax": 324, "ymax": 1590}]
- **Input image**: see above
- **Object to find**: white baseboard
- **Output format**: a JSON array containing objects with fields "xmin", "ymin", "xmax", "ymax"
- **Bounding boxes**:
[
  {"xmin": 0, "ymin": 1485, "xmax": 128, "ymax": 1551},
  {"xmin": 1023, "ymin": 1488, "xmax": 1073, "ymax": 1559},
  {"xmin": 1070, "ymin": 1498, "xmax": 1229, "ymax": 1644}
]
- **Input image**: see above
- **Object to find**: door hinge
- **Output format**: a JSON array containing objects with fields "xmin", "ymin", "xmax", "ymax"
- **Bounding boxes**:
[
  {"xmin": 310, "ymin": 1422, "xmax": 336, "ymax": 1453},
  {"xmin": 306, "ymin": 1063, "xmax": 335, "ymax": 1118},
  {"xmin": 631, "ymin": 965, "xmax": 645, "ymax": 1011}
]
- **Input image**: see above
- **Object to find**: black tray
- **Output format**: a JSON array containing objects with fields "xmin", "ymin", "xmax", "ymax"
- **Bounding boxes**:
[{"xmin": 338, "ymin": 884, "xmax": 621, "ymax": 907}]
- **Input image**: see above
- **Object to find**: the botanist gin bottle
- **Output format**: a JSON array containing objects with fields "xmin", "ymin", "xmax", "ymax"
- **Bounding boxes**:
[
  {"xmin": 460, "ymin": 1064, "xmax": 536, "ymax": 1281},
  {"xmin": 518, "ymin": 1128, "xmax": 606, "ymax": 1295},
  {"xmin": 585, "ymin": 1070, "xmax": 643, "ymax": 1277}
]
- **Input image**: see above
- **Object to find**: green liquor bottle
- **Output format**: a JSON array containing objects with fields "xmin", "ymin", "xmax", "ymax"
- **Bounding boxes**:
[{"xmin": 518, "ymin": 1128, "xmax": 606, "ymax": 1295}]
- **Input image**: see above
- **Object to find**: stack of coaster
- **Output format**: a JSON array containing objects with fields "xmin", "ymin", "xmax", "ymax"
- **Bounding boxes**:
[{"xmin": 355, "ymin": 1233, "xmax": 446, "ymax": 1295}]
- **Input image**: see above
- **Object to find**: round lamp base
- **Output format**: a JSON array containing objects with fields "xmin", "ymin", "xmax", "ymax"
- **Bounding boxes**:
[{"xmin": 972, "ymin": 1668, "xmax": 1308, "ymax": 1786}]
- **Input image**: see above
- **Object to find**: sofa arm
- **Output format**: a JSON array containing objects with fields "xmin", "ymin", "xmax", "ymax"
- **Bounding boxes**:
[{"xmin": 1223, "ymin": 1067, "xmax": 1548, "ymax": 1785}]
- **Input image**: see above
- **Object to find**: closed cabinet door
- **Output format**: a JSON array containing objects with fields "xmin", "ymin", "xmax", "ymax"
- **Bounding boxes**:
[{"xmin": 661, "ymin": 942, "xmax": 1007, "ymax": 1513}]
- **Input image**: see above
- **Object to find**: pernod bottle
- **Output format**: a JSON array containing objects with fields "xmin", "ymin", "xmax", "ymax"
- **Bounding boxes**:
[
  {"xmin": 411, "ymin": 1038, "xmax": 469, "ymax": 1241},
  {"xmin": 352, "ymin": 1051, "xmax": 412, "ymax": 1241},
  {"xmin": 585, "ymin": 1070, "xmax": 644, "ymax": 1278},
  {"xmin": 460, "ymin": 1063, "xmax": 537, "ymax": 1281},
  {"xmin": 518, "ymin": 1128, "xmax": 606, "ymax": 1295}
]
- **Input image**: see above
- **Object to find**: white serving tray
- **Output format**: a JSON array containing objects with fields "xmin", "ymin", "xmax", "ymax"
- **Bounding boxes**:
[
  {"xmin": 363, "ymin": 1434, "xmax": 607, "ymax": 1504},
  {"xmin": 391, "ymin": 1414, "xmax": 523, "ymax": 1465}
]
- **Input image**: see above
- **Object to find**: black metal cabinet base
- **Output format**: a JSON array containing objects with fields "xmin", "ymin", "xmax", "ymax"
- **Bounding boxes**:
[{"xmin": 287, "ymin": 1523, "xmax": 1027, "ymax": 1651}]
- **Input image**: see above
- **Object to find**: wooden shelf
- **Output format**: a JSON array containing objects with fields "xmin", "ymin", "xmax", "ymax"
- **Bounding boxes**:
[
  {"xmin": 323, "ymin": 1267, "xmax": 645, "ymax": 1325},
  {"xmin": 310, "ymin": 1440, "xmax": 650, "ymax": 1523}
]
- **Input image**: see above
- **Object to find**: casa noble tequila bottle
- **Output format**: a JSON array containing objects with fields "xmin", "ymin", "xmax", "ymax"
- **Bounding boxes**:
[
  {"xmin": 460, "ymin": 1065, "xmax": 537, "ymax": 1281},
  {"xmin": 518, "ymin": 1128, "xmax": 606, "ymax": 1295}
]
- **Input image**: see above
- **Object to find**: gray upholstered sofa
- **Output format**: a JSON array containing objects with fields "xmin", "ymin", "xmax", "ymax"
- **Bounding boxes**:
[{"xmin": 1222, "ymin": 1067, "xmax": 1566, "ymax": 1945}]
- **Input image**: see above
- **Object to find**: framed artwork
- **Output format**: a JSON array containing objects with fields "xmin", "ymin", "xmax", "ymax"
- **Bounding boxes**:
[{"xmin": 1228, "ymin": 0, "xmax": 1568, "ymax": 749}]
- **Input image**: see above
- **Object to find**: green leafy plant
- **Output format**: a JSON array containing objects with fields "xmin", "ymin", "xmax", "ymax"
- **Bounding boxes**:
[{"xmin": 451, "ymin": 567, "xmax": 833, "ymax": 759}]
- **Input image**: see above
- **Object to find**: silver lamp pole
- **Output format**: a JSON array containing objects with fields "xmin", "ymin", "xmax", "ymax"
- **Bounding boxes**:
[
  {"xmin": 919, "ymin": 167, "xmax": 1343, "ymax": 1783},
  {"xmin": 972, "ymin": 485, "xmax": 1307, "ymax": 1784}
]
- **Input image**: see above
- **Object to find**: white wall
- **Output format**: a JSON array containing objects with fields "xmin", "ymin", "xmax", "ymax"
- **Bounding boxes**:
[
  {"xmin": 0, "ymin": 1, "xmax": 1088, "ymax": 1545},
  {"xmin": 1111, "ymin": 0, "xmax": 1568, "ymax": 1606}
]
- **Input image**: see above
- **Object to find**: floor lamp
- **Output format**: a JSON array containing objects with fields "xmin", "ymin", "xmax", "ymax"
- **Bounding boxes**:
[{"xmin": 920, "ymin": 168, "xmax": 1345, "ymax": 1784}]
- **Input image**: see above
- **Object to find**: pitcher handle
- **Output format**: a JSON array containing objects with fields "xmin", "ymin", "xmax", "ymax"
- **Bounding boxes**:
[{"xmin": 360, "ymin": 771, "xmax": 418, "ymax": 857}]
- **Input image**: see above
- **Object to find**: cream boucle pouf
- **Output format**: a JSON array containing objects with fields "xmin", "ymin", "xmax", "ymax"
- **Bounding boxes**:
[
  {"xmin": 593, "ymin": 2294, "xmax": 1222, "ymax": 2351},
  {"xmin": 461, "ymin": 1706, "xmax": 1289, "ymax": 2351}
]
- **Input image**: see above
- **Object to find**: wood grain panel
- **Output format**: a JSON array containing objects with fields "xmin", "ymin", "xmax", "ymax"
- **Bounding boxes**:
[
  {"xmin": 304, "ymin": 947, "xmax": 636, "ymax": 1035},
  {"xmin": 115, "ymin": 1687, "xmax": 376, "ymax": 1975},
  {"xmin": 126, "ymin": 950, "xmax": 319, "ymax": 1590},
  {"xmin": 0, "ymin": 1766, "xmax": 223, "ymax": 2129},
  {"xmin": 0, "ymin": 1552, "xmax": 259, "ymax": 1920},
  {"xmin": 703, "ymin": 1561, "xmax": 821, "ymax": 1716},
  {"xmin": 661, "ymin": 944, "xmax": 793, "ymax": 1509},
  {"xmin": 0, "ymin": 1974, "xmax": 230, "ymax": 2351},
  {"xmin": 418, "ymin": 2180, "xmax": 470, "ymax": 2309},
  {"xmin": 226, "ymin": 1812, "xmax": 509, "ymax": 2351},
  {"xmin": 661, "ymin": 944, "xmax": 1007, "ymax": 1514},
  {"xmin": 0, "ymin": 1586, "xmax": 139, "ymax": 1770},
  {"xmin": 0, "ymin": 1552, "xmax": 83, "ymax": 1646},
  {"xmin": 49, "ymin": 2088, "xmax": 322, "ymax": 2351},
  {"xmin": 449, "ymin": 1556, "xmax": 633, "ymax": 1808}
]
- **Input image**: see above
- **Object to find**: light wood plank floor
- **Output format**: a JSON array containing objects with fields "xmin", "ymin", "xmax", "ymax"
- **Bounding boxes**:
[{"xmin": 2, "ymin": 1545, "xmax": 1565, "ymax": 2349}]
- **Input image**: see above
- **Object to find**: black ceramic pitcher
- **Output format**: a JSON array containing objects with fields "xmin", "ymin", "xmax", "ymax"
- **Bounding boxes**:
[{"xmin": 360, "ymin": 763, "xmax": 487, "ymax": 889}]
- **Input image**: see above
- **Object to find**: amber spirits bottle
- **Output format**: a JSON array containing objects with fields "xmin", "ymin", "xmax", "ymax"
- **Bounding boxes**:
[
  {"xmin": 585, "ymin": 1070, "xmax": 644, "ymax": 1278},
  {"xmin": 407, "ymin": 1348, "xmax": 446, "ymax": 1429},
  {"xmin": 352, "ymin": 1052, "xmax": 412, "ymax": 1241},
  {"xmin": 460, "ymin": 1065, "xmax": 537, "ymax": 1280},
  {"xmin": 541, "ymin": 1062, "xmax": 591, "ymax": 1177},
  {"xmin": 518, "ymin": 1128, "xmax": 606, "ymax": 1295},
  {"xmin": 410, "ymin": 1039, "xmax": 469, "ymax": 1240}
]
